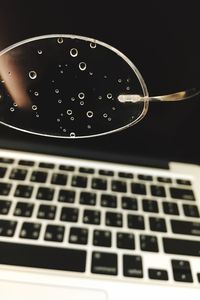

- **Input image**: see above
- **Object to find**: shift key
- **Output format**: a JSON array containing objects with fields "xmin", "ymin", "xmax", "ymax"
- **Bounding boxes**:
[
  {"xmin": 171, "ymin": 220, "xmax": 200, "ymax": 236},
  {"xmin": 163, "ymin": 238, "xmax": 200, "ymax": 256}
]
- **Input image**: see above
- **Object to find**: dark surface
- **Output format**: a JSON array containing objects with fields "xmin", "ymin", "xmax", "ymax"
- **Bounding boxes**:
[{"xmin": 0, "ymin": 1, "xmax": 199, "ymax": 163}]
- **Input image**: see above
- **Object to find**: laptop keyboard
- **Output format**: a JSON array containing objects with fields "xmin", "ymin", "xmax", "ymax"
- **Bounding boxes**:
[{"xmin": 0, "ymin": 149, "xmax": 200, "ymax": 286}]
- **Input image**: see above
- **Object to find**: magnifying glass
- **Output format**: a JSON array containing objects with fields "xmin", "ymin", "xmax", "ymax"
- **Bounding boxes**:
[{"xmin": 0, "ymin": 34, "xmax": 199, "ymax": 138}]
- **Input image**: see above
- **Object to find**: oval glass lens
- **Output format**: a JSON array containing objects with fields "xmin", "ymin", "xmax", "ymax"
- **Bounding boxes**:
[{"xmin": 0, "ymin": 34, "xmax": 149, "ymax": 138}]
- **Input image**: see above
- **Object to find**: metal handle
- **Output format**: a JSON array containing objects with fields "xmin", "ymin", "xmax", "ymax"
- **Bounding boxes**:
[{"xmin": 118, "ymin": 88, "xmax": 200, "ymax": 103}]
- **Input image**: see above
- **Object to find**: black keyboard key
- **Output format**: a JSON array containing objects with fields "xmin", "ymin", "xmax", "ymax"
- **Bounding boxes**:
[
  {"xmin": 163, "ymin": 201, "xmax": 179, "ymax": 215},
  {"xmin": 30, "ymin": 171, "xmax": 48, "ymax": 183},
  {"xmin": 59, "ymin": 164, "xmax": 75, "ymax": 172},
  {"xmin": 149, "ymin": 217, "xmax": 167, "ymax": 232},
  {"xmin": 0, "ymin": 167, "xmax": 7, "ymax": 178},
  {"xmin": 69, "ymin": 227, "xmax": 88, "ymax": 245},
  {"xmin": 0, "ymin": 157, "xmax": 14, "ymax": 164},
  {"xmin": 123, "ymin": 255, "xmax": 143, "ymax": 278},
  {"xmin": 51, "ymin": 173, "xmax": 68, "ymax": 185},
  {"xmin": 39, "ymin": 162, "xmax": 55, "ymax": 169},
  {"xmin": 148, "ymin": 269, "xmax": 168, "ymax": 281},
  {"xmin": 118, "ymin": 172, "xmax": 133, "ymax": 179},
  {"xmin": 111, "ymin": 180, "xmax": 127, "ymax": 193},
  {"xmin": 0, "ymin": 220, "xmax": 17, "ymax": 237},
  {"xmin": 58, "ymin": 189, "xmax": 75, "ymax": 203},
  {"xmin": 14, "ymin": 184, "xmax": 33, "ymax": 198},
  {"xmin": 157, "ymin": 176, "xmax": 172, "ymax": 183},
  {"xmin": 18, "ymin": 160, "xmax": 35, "ymax": 166},
  {"xmin": 91, "ymin": 178, "xmax": 107, "ymax": 190},
  {"xmin": 72, "ymin": 175, "xmax": 87, "ymax": 188},
  {"xmin": 0, "ymin": 242, "xmax": 86, "ymax": 272},
  {"xmin": 9, "ymin": 168, "xmax": 27, "ymax": 180},
  {"xmin": 106, "ymin": 212, "xmax": 122, "ymax": 227},
  {"xmin": 176, "ymin": 179, "xmax": 191, "ymax": 186},
  {"xmin": 140, "ymin": 235, "xmax": 159, "ymax": 252},
  {"xmin": 0, "ymin": 182, "xmax": 12, "ymax": 196},
  {"xmin": 172, "ymin": 259, "xmax": 193, "ymax": 282},
  {"xmin": 79, "ymin": 167, "xmax": 94, "ymax": 174},
  {"xmin": 99, "ymin": 170, "xmax": 114, "ymax": 177},
  {"xmin": 14, "ymin": 202, "xmax": 34, "ymax": 217},
  {"xmin": 80, "ymin": 192, "xmax": 96, "ymax": 206},
  {"xmin": 171, "ymin": 219, "xmax": 200, "ymax": 236},
  {"xmin": 163, "ymin": 237, "xmax": 200, "ymax": 256},
  {"xmin": 91, "ymin": 251, "xmax": 117, "ymax": 275},
  {"xmin": 170, "ymin": 187, "xmax": 195, "ymax": 201},
  {"xmin": 37, "ymin": 205, "xmax": 56, "ymax": 220},
  {"xmin": 138, "ymin": 174, "xmax": 153, "ymax": 181},
  {"xmin": 93, "ymin": 230, "xmax": 112, "ymax": 247},
  {"xmin": 101, "ymin": 194, "xmax": 117, "ymax": 208},
  {"xmin": 150, "ymin": 185, "xmax": 166, "ymax": 197},
  {"xmin": 36, "ymin": 187, "xmax": 54, "ymax": 201},
  {"xmin": 183, "ymin": 204, "xmax": 200, "ymax": 218},
  {"xmin": 0, "ymin": 200, "xmax": 11, "ymax": 215},
  {"xmin": 60, "ymin": 207, "xmax": 79, "ymax": 222},
  {"xmin": 121, "ymin": 196, "xmax": 138, "ymax": 210},
  {"xmin": 117, "ymin": 232, "xmax": 135, "ymax": 249},
  {"xmin": 83, "ymin": 209, "xmax": 101, "ymax": 225},
  {"xmin": 20, "ymin": 222, "xmax": 41, "ymax": 239},
  {"xmin": 128, "ymin": 214, "xmax": 145, "ymax": 230},
  {"xmin": 142, "ymin": 199, "xmax": 159, "ymax": 213},
  {"xmin": 131, "ymin": 183, "xmax": 146, "ymax": 195},
  {"xmin": 44, "ymin": 225, "xmax": 65, "ymax": 242}
]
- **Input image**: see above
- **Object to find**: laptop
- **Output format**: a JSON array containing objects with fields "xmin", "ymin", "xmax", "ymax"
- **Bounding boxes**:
[{"xmin": 0, "ymin": 2, "xmax": 200, "ymax": 299}]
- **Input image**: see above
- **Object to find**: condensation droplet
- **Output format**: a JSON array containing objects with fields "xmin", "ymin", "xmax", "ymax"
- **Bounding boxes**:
[
  {"xmin": 79, "ymin": 62, "xmax": 87, "ymax": 71},
  {"xmin": 58, "ymin": 64, "xmax": 62, "ymax": 68},
  {"xmin": 118, "ymin": 78, "xmax": 122, "ymax": 83},
  {"xmin": 87, "ymin": 111, "xmax": 93, "ymax": 118},
  {"xmin": 29, "ymin": 71, "xmax": 37, "ymax": 80},
  {"xmin": 10, "ymin": 107, "xmax": 15, "ymax": 112},
  {"xmin": 65, "ymin": 64, "xmax": 68, "ymax": 67},
  {"xmin": 52, "ymin": 80, "xmax": 55, "ymax": 83},
  {"xmin": 60, "ymin": 70, "xmax": 64, "ymax": 74},
  {"xmin": 78, "ymin": 92, "xmax": 85, "ymax": 99},
  {"xmin": 32, "ymin": 105, "xmax": 37, "ymax": 110},
  {"xmin": 57, "ymin": 37, "xmax": 64, "ymax": 44},
  {"xmin": 70, "ymin": 117, "xmax": 74, "ymax": 121},
  {"xmin": 108, "ymin": 117, "xmax": 112, "ymax": 121},
  {"xmin": 103, "ymin": 113, "xmax": 108, "ymax": 118},
  {"xmin": 107, "ymin": 93, "xmax": 112, "ymax": 99},
  {"xmin": 67, "ymin": 109, "xmax": 72, "ymax": 115},
  {"xmin": 71, "ymin": 97, "xmax": 75, "ymax": 101},
  {"xmin": 63, "ymin": 128, "xmax": 66, "ymax": 132},
  {"xmin": 70, "ymin": 48, "xmax": 78, "ymax": 57},
  {"xmin": 58, "ymin": 99, "xmax": 62, "ymax": 104},
  {"xmin": 60, "ymin": 113, "xmax": 64, "ymax": 116},
  {"xmin": 98, "ymin": 96, "xmax": 102, "ymax": 100},
  {"xmin": 13, "ymin": 103, "xmax": 18, "ymax": 107},
  {"xmin": 89, "ymin": 72, "xmax": 93, "ymax": 76},
  {"xmin": 90, "ymin": 42, "xmax": 97, "ymax": 48},
  {"xmin": 60, "ymin": 126, "xmax": 63, "ymax": 129},
  {"xmin": 104, "ymin": 75, "xmax": 107, "ymax": 79},
  {"xmin": 38, "ymin": 50, "xmax": 43, "ymax": 54},
  {"xmin": 127, "ymin": 78, "xmax": 131, "ymax": 83},
  {"xmin": 70, "ymin": 132, "xmax": 76, "ymax": 137},
  {"xmin": 36, "ymin": 114, "xmax": 39, "ymax": 118},
  {"xmin": 80, "ymin": 101, "xmax": 84, "ymax": 106},
  {"xmin": 112, "ymin": 107, "xmax": 116, "ymax": 110},
  {"xmin": 34, "ymin": 91, "xmax": 39, "ymax": 96},
  {"xmin": 57, "ymin": 118, "xmax": 61, "ymax": 122},
  {"xmin": 87, "ymin": 125, "xmax": 91, "ymax": 129},
  {"xmin": 55, "ymin": 89, "xmax": 59, "ymax": 94},
  {"xmin": 126, "ymin": 86, "xmax": 131, "ymax": 91}
]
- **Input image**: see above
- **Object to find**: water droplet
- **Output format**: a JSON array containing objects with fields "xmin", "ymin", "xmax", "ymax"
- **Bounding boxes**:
[
  {"xmin": 89, "ymin": 72, "xmax": 93, "ymax": 76},
  {"xmin": 34, "ymin": 91, "xmax": 39, "ymax": 96},
  {"xmin": 70, "ymin": 48, "xmax": 78, "ymax": 57},
  {"xmin": 70, "ymin": 132, "xmax": 76, "ymax": 137},
  {"xmin": 107, "ymin": 93, "xmax": 112, "ymax": 99},
  {"xmin": 78, "ymin": 92, "xmax": 85, "ymax": 99},
  {"xmin": 87, "ymin": 124, "xmax": 91, "ymax": 129},
  {"xmin": 52, "ymin": 80, "xmax": 55, "ymax": 83},
  {"xmin": 13, "ymin": 103, "xmax": 18, "ymax": 107},
  {"xmin": 87, "ymin": 111, "xmax": 93, "ymax": 118},
  {"xmin": 79, "ymin": 62, "xmax": 87, "ymax": 71},
  {"xmin": 103, "ymin": 113, "xmax": 108, "ymax": 118},
  {"xmin": 29, "ymin": 71, "xmax": 37, "ymax": 80},
  {"xmin": 108, "ymin": 117, "xmax": 112, "ymax": 121},
  {"xmin": 8, "ymin": 71, "xmax": 11, "ymax": 76},
  {"xmin": 32, "ymin": 105, "xmax": 37, "ymax": 110},
  {"xmin": 126, "ymin": 86, "xmax": 130, "ymax": 91},
  {"xmin": 118, "ymin": 78, "xmax": 122, "ymax": 83},
  {"xmin": 55, "ymin": 89, "xmax": 59, "ymax": 94},
  {"xmin": 80, "ymin": 101, "xmax": 84, "ymax": 106},
  {"xmin": 104, "ymin": 75, "xmax": 107, "ymax": 79},
  {"xmin": 38, "ymin": 50, "xmax": 42, "ymax": 54},
  {"xmin": 60, "ymin": 113, "xmax": 64, "ymax": 116},
  {"xmin": 70, "ymin": 117, "xmax": 74, "ymax": 121},
  {"xmin": 112, "ymin": 107, "xmax": 116, "ymax": 110},
  {"xmin": 57, "ymin": 37, "xmax": 64, "ymax": 44},
  {"xmin": 10, "ymin": 107, "xmax": 15, "ymax": 112},
  {"xmin": 71, "ymin": 97, "xmax": 75, "ymax": 101},
  {"xmin": 63, "ymin": 128, "xmax": 66, "ymax": 132},
  {"xmin": 127, "ymin": 78, "xmax": 131, "ymax": 83},
  {"xmin": 67, "ymin": 109, "xmax": 72, "ymax": 115},
  {"xmin": 57, "ymin": 118, "xmax": 60, "ymax": 122},
  {"xmin": 90, "ymin": 42, "xmax": 97, "ymax": 48},
  {"xmin": 60, "ymin": 70, "xmax": 64, "ymax": 74},
  {"xmin": 60, "ymin": 126, "xmax": 63, "ymax": 129},
  {"xmin": 36, "ymin": 114, "xmax": 40, "ymax": 118},
  {"xmin": 98, "ymin": 96, "xmax": 102, "ymax": 100},
  {"xmin": 58, "ymin": 64, "xmax": 62, "ymax": 68},
  {"xmin": 58, "ymin": 99, "xmax": 62, "ymax": 104}
]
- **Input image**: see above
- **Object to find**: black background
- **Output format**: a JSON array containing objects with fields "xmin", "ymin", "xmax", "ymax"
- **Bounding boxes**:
[{"xmin": 0, "ymin": 0, "xmax": 199, "ymax": 163}]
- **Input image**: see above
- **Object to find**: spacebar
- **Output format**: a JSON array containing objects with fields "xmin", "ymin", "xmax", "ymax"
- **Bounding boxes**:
[
  {"xmin": 0, "ymin": 242, "xmax": 86, "ymax": 272},
  {"xmin": 163, "ymin": 238, "xmax": 200, "ymax": 256}
]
